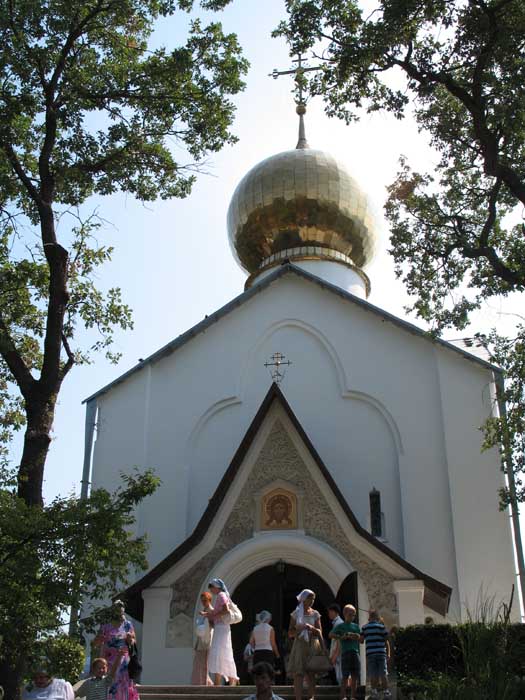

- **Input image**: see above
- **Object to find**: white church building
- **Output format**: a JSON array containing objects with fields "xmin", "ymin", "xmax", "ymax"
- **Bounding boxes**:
[{"xmin": 81, "ymin": 112, "xmax": 519, "ymax": 683}]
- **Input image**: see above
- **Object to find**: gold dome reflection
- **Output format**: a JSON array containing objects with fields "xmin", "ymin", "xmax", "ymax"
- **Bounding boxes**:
[{"xmin": 227, "ymin": 148, "xmax": 378, "ymax": 276}]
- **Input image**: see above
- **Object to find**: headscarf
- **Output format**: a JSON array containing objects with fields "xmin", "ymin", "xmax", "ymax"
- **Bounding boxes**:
[
  {"xmin": 295, "ymin": 589, "xmax": 315, "ymax": 641},
  {"xmin": 256, "ymin": 610, "xmax": 272, "ymax": 624},
  {"xmin": 208, "ymin": 577, "xmax": 230, "ymax": 599}
]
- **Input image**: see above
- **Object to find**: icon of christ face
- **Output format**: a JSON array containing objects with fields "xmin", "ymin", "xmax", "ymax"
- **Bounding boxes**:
[{"xmin": 265, "ymin": 494, "xmax": 292, "ymax": 526}]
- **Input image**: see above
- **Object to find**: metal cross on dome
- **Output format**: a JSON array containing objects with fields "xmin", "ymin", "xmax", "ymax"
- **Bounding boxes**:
[
  {"xmin": 269, "ymin": 54, "xmax": 321, "ymax": 105},
  {"xmin": 269, "ymin": 54, "xmax": 322, "ymax": 148},
  {"xmin": 264, "ymin": 352, "xmax": 292, "ymax": 385}
]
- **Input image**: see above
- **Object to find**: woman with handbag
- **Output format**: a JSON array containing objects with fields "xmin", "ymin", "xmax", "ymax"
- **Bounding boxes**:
[
  {"xmin": 287, "ymin": 589, "xmax": 326, "ymax": 700},
  {"xmin": 93, "ymin": 600, "xmax": 139, "ymax": 700},
  {"xmin": 191, "ymin": 591, "xmax": 214, "ymax": 685},
  {"xmin": 202, "ymin": 578, "xmax": 239, "ymax": 686}
]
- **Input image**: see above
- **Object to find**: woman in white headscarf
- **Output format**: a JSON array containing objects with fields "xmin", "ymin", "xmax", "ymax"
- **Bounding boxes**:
[
  {"xmin": 249, "ymin": 610, "xmax": 281, "ymax": 667},
  {"xmin": 287, "ymin": 589, "xmax": 323, "ymax": 700},
  {"xmin": 202, "ymin": 578, "xmax": 239, "ymax": 686}
]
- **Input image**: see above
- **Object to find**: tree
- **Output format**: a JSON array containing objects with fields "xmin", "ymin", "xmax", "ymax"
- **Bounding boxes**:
[
  {"xmin": 279, "ymin": 0, "xmax": 524, "ymax": 308},
  {"xmin": 0, "ymin": 466, "xmax": 160, "ymax": 698},
  {"xmin": 278, "ymin": 0, "xmax": 525, "ymax": 598},
  {"xmin": 0, "ymin": 0, "xmax": 248, "ymax": 506},
  {"xmin": 30, "ymin": 635, "xmax": 85, "ymax": 687}
]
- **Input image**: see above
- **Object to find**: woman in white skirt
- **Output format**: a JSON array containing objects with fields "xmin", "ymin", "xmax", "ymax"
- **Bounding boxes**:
[{"xmin": 203, "ymin": 578, "xmax": 239, "ymax": 686}]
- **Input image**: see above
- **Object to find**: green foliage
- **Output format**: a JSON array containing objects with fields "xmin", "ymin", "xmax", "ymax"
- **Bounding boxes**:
[
  {"xmin": 477, "ymin": 326, "xmax": 525, "ymax": 506},
  {"xmin": 394, "ymin": 621, "xmax": 525, "ymax": 699},
  {"xmin": 0, "ymin": 0, "xmax": 248, "ymax": 505},
  {"xmin": 0, "ymin": 467, "xmax": 160, "ymax": 693},
  {"xmin": 0, "ymin": 0, "xmax": 247, "ymax": 209},
  {"xmin": 28, "ymin": 635, "xmax": 85, "ymax": 685},
  {"xmin": 394, "ymin": 624, "xmax": 463, "ymax": 679},
  {"xmin": 278, "ymin": 0, "xmax": 525, "ymax": 502},
  {"xmin": 400, "ymin": 673, "xmax": 525, "ymax": 700}
]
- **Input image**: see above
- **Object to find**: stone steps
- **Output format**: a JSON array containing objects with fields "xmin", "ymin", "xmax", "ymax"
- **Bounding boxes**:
[
  {"xmin": 136, "ymin": 684, "xmax": 396, "ymax": 700},
  {"xmin": 138, "ymin": 686, "xmax": 341, "ymax": 700},
  {"xmin": 138, "ymin": 684, "xmax": 339, "ymax": 697},
  {"xmin": 138, "ymin": 685, "xmax": 352, "ymax": 700}
]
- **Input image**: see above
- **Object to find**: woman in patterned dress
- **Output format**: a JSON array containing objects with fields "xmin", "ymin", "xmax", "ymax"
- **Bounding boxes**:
[
  {"xmin": 202, "ymin": 578, "xmax": 239, "ymax": 686},
  {"xmin": 288, "ymin": 589, "xmax": 323, "ymax": 700},
  {"xmin": 93, "ymin": 601, "xmax": 139, "ymax": 700}
]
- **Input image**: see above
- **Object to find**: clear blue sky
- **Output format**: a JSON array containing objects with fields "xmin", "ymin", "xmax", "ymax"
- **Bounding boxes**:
[{"xmin": 7, "ymin": 0, "xmax": 523, "ymax": 615}]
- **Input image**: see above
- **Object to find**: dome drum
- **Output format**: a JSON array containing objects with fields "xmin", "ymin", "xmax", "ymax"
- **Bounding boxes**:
[{"xmin": 244, "ymin": 245, "xmax": 371, "ymax": 294}]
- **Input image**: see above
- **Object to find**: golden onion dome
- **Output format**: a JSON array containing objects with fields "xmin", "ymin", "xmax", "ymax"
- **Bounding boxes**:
[{"xmin": 227, "ymin": 129, "xmax": 379, "ymax": 288}]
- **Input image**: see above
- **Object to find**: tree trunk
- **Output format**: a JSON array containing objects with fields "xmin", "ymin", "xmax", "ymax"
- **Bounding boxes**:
[
  {"xmin": 17, "ymin": 393, "xmax": 57, "ymax": 507},
  {"xmin": 0, "ymin": 654, "xmax": 25, "ymax": 700}
]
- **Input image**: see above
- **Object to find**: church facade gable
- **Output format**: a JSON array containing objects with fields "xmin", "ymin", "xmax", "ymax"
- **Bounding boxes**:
[
  {"xmin": 134, "ymin": 387, "xmax": 450, "ymax": 683},
  {"xmin": 167, "ymin": 417, "xmax": 398, "ymax": 620}
]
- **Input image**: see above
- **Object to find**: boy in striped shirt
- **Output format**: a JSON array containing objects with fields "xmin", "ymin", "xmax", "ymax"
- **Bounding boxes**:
[
  {"xmin": 360, "ymin": 610, "xmax": 390, "ymax": 699},
  {"xmin": 75, "ymin": 650, "xmax": 125, "ymax": 700}
]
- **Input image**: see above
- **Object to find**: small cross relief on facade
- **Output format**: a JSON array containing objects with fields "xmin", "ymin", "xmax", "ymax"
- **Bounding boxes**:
[{"xmin": 261, "ymin": 488, "xmax": 297, "ymax": 530}]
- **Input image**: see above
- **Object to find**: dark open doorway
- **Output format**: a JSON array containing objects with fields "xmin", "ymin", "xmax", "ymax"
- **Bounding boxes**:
[{"xmin": 230, "ymin": 562, "xmax": 336, "ymax": 684}]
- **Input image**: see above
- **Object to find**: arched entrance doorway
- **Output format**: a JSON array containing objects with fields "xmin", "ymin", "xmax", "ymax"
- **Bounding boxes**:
[{"xmin": 231, "ymin": 563, "xmax": 335, "ymax": 684}]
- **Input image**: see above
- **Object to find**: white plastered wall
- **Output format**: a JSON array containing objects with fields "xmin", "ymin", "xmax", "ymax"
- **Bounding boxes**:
[
  {"xmin": 89, "ymin": 271, "xmax": 519, "ymax": 631},
  {"xmin": 436, "ymin": 351, "xmax": 519, "ymax": 620}
]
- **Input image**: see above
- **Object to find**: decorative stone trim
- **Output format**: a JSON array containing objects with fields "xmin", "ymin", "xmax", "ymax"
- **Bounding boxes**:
[{"xmin": 167, "ymin": 418, "xmax": 398, "ymax": 639}]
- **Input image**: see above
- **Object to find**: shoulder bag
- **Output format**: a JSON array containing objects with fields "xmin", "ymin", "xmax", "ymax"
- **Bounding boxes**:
[
  {"xmin": 127, "ymin": 641, "xmax": 143, "ymax": 682},
  {"xmin": 305, "ymin": 637, "xmax": 332, "ymax": 674},
  {"xmin": 225, "ymin": 600, "xmax": 243, "ymax": 625}
]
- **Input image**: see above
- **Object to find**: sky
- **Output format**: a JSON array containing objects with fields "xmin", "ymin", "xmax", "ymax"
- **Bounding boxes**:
[{"xmin": 6, "ymin": 0, "xmax": 524, "ymax": 615}]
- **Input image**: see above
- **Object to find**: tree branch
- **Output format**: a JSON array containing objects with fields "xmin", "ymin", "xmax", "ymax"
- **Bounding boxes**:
[
  {"xmin": 60, "ymin": 332, "xmax": 75, "ymax": 379},
  {"xmin": 451, "ymin": 194, "xmax": 524, "ymax": 287},
  {"xmin": 479, "ymin": 177, "xmax": 502, "ymax": 248},
  {"xmin": 3, "ymin": 143, "xmax": 42, "ymax": 206},
  {"xmin": 0, "ymin": 312, "xmax": 36, "ymax": 398},
  {"xmin": 392, "ymin": 55, "xmax": 525, "ymax": 207}
]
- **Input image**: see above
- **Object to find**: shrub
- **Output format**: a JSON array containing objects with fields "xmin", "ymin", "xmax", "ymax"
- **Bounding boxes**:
[
  {"xmin": 393, "ymin": 622, "xmax": 525, "ymax": 699},
  {"xmin": 26, "ymin": 635, "xmax": 85, "ymax": 685},
  {"xmin": 393, "ymin": 624, "xmax": 462, "ymax": 678}
]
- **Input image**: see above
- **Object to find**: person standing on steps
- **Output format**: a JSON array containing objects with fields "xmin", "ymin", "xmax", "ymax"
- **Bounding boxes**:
[
  {"xmin": 327, "ymin": 603, "xmax": 344, "ymax": 685},
  {"xmin": 287, "ymin": 589, "xmax": 323, "ymax": 700},
  {"xmin": 202, "ymin": 578, "xmax": 239, "ymax": 686},
  {"xmin": 360, "ymin": 610, "xmax": 391, "ymax": 699},
  {"xmin": 242, "ymin": 662, "xmax": 285, "ymax": 700},
  {"xmin": 329, "ymin": 604, "xmax": 361, "ymax": 700},
  {"xmin": 92, "ymin": 600, "xmax": 139, "ymax": 700},
  {"xmin": 191, "ymin": 591, "xmax": 214, "ymax": 685},
  {"xmin": 249, "ymin": 611, "xmax": 281, "ymax": 667},
  {"xmin": 22, "ymin": 668, "xmax": 74, "ymax": 700},
  {"xmin": 74, "ymin": 651, "xmax": 127, "ymax": 700}
]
